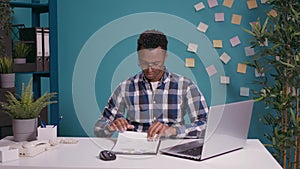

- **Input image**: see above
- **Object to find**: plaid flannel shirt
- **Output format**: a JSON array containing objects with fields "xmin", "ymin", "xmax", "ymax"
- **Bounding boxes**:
[{"xmin": 94, "ymin": 70, "xmax": 208, "ymax": 138}]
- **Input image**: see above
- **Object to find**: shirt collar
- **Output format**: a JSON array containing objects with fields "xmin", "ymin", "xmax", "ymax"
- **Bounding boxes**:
[{"xmin": 139, "ymin": 67, "xmax": 170, "ymax": 84}]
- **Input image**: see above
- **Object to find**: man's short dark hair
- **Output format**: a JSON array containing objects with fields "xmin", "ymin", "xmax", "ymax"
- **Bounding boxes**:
[{"xmin": 137, "ymin": 30, "xmax": 168, "ymax": 51}]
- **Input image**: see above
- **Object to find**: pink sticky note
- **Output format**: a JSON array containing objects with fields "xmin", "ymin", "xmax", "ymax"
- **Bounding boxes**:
[
  {"xmin": 206, "ymin": 65, "xmax": 218, "ymax": 77},
  {"xmin": 215, "ymin": 13, "xmax": 225, "ymax": 22},
  {"xmin": 244, "ymin": 46, "xmax": 255, "ymax": 56},
  {"xmin": 230, "ymin": 36, "xmax": 241, "ymax": 47},
  {"xmin": 207, "ymin": 0, "xmax": 218, "ymax": 8}
]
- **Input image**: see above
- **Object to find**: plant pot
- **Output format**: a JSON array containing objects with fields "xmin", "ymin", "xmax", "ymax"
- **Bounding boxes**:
[
  {"xmin": 0, "ymin": 73, "xmax": 15, "ymax": 88},
  {"xmin": 13, "ymin": 58, "xmax": 26, "ymax": 64},
  {"xmin": 12, "ymin": 118, "xmax": 38, "ymax": 142}
]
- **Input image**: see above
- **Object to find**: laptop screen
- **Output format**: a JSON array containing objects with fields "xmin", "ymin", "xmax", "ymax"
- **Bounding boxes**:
[{"xmin": 160, "ymin": 100, "xmax": 254, "ymax": 161}]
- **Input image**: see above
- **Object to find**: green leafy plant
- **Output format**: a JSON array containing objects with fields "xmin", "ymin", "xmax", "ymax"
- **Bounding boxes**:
[
  {"xmin": 0, "ymin": 0, "xmax": 14, "ymax": 55},
  {"xmin": 244, "ymin": 0, "xmax": 300, "ymax": 169},
  {"xmin": 0, "ymin": 79, "xmax": 57, "ymax": 119},
  {"xmin": 0, "ymin": 56, "xmax": 13, "ymax": 73},
  {"xmin": 13, "ymin": 41, "xmax": 31, "ymax": 58}
]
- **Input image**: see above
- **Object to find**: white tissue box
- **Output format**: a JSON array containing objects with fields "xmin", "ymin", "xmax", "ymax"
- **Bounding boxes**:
[
  {"xmin": 37, "ymin": 125, "xmax": 57, "ymax": 141},
  {"xmin": 0, "ymin": 146, "xmax": 19, "ymax": 162}
]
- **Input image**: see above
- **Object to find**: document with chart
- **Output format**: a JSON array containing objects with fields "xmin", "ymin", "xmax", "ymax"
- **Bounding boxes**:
[{"xmin": 111, "ymin": 131, "xmax": 161, "ymax": 155}]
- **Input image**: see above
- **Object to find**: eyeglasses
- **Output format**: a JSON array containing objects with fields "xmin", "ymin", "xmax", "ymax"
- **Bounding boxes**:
[{"xmin": 138, "ymin": 62, "xmax": 164, "ymax": 70}]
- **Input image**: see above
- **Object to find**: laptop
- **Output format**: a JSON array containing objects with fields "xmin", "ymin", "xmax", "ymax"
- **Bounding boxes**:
[{"xmin": 160, "ymin": 99, "xmax": 254, "ymax": 161}]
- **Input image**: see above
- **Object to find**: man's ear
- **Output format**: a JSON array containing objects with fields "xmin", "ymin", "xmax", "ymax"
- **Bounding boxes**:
[{"xmin": 164, "ymin": 52, "xmax": 168, "ymax": 62}]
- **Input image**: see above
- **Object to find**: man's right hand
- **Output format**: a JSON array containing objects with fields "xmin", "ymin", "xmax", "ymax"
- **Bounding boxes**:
[{"xmin": 108, "ymin": 118, "xmax": 134, "ymax": 132}]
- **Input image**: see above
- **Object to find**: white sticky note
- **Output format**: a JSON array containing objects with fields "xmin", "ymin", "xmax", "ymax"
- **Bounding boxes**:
[
  {"xmin": 240, "ymin": 87, "xmax": 250, "ymax": 97},
  {"xmin": 197, "ymin": 22, "xmax": 209, "ymax": 33},
  {"xmin": 259, "ymin": 38, "xmax": 268, "ymax": 46},
  {"xmin": 276, "ymin": 56, "xmax": 280, "ymax": 61},
  {"xmin": 295, "ymin": 55, "xmax": 299, "ymax": 61},
  {"xmin": 187, "ymin": 43, "xmax": 198, "ymax": 53},
  {"xmin": 288, "ymin": 87, "xmax": 298, "ymax": 96},
  {"xmin": 220, "ymin": 52, "xmax": 231, "ymax": 64},
  {"xmin": 255, "ymin": 68, "xmax": 265, "ymax": 77},
  {"xmin": 220, "ymin": 76, "xmax": 230, "ymax": 84},
  {"xmin": 194, "ymin": 2, "xmax": 205, "ymax": 11},
  {"xmin": 261, "ymin": 0, "xmax": 267, "ymax": 3},
  {"xmin": 230, "ymin": 36, "xmax": 241, "ymax": 47},
  {"xmin": 245, "ymin": 46, "xmax": 255, "ymax": 56},
  {"xmin": 206, "ymin": 65, "xmax": 218, "ymax": 77},
  {"xmin": 207, "ymin": 0, "xmax": 218, "ymax": 8},
  {"xmin": 215, "ymin": 13, "xmax": 225, "ymax": 22}
]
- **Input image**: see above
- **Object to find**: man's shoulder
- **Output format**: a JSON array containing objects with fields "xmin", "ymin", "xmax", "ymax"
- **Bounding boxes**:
[
  {"xmin": 120, "ymin": 72, "xmax": 143, "ymax": 84},
  {"xmin": 168, "ymin": 72, "xmax": 194, "ymax": 83}
]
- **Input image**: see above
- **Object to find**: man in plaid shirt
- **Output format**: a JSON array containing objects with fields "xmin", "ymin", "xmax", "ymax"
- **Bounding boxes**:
[{"xmin": 94, "ymin": 30, "xmax": 208, "ymax": 140}]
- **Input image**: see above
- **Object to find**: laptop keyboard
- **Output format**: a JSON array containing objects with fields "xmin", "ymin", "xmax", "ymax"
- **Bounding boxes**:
[{"xmin": 178, "ymin": 146, "xmax": 203, "ymax": 156}]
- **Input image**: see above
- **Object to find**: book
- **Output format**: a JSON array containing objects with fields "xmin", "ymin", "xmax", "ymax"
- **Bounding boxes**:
[{"xmin": 111, "ymin": 131, "xmax": 161, "ymax": 155}]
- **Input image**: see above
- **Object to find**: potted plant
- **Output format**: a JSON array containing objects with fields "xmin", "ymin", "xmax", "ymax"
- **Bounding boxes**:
[
  {"xmin": 13, "ymin": 41, "xmax": 31, "ymax": 64},
  {"xmin": 0, "ymin": 79, "xmax": 57, "ymax": 141},
  {"xmin": 0, "ymin": 0, "xmax": 14, "ymax": 57},
  {"xmin": 244, "ymin": 0, "xmax": 299, "ymax": 169},
  {"xmin": 0, "ymin": 56, "xmax": 15, "ymax": 88}
]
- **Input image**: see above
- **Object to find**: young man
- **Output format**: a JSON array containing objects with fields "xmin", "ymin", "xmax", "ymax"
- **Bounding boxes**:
[{"xmin": 94, "ymin": 30, "xmax": 208, "ymax": 140}]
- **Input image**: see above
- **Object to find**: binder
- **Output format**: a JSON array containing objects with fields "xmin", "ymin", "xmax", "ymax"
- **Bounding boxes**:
[
  {"xmin": 43, "ymin": 28, "xmax": 50, "ymax": 72},
  {"xmin": 19, "ymin": 28, "xmax": 44, "ymax": 72}
]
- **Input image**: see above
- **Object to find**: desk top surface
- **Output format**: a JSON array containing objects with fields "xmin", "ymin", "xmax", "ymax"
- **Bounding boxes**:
[{"xmin": 0, "ymin": 137, "xmax": 282, "ymax": 169}]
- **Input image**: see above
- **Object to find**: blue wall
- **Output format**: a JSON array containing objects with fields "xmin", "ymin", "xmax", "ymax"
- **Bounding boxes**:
[{"xmin": 13, "ymin": 0, "xmax": 272, "ymax": 143}]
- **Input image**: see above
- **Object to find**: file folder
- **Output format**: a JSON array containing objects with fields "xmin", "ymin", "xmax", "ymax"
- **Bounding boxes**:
[
  {"xmin": 43, "ymin": 28, "xmax": 50, "ymax": 72},
  {"xmin": 19, "ymin": 27, "xmax": 44, "ymax": 72}
]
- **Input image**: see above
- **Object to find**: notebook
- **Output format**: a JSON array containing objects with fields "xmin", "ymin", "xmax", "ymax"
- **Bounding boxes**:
[
  {"xmin": 111, "ymin": 131, "xmax": 161, "ymax": 155},
  {"xmin": 160, "ymin": 99, "xmax": 254, "ymax": 161}
]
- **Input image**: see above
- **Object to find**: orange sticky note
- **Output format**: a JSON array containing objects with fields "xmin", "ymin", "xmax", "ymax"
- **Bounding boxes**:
[
  {"xmin": 213, "ymin": 40, "xmax": 223, "ymax": 48},
  {"xmin": 247, "ymin": 0, "xmax": 258, "ymax": 9},
  {"xmin": 237, "ymin": 63, "xmax": 247, "ymax": 74},
  {"xmin": 223, "ymin": 0, "xmax": 234, "ymax": 8},
  {"xmin": 231, "ymin": 14, "xmax": 242, "ymax": 25},
  {"xmin": 268, "ymin": 9, "xmax": 278, "ymax": 17},
  {"xmin": 185, "ymin": 58, "xmax": 195, "ymax": 67}
]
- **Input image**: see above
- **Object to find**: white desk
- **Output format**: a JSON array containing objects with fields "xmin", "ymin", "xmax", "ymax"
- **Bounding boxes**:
[{"xmin": 0, "ymin": 137, "xmax": 282, "ymax": 169}]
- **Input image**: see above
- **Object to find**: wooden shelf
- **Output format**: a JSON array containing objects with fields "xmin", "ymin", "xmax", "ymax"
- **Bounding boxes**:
[
  {"xmin": 13, "ymin": 63, "xmax": 50, "ymax": 73},
  {"xmin": 10, "ymin": 2, "xmax": 49, "ymax": 13},
  {"xmin": 0, "ymin": 87, "xmax": 15, "ymax": 102}
]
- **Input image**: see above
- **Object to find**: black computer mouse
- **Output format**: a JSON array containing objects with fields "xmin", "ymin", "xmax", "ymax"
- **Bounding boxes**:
[{"xmin": 99, "ymin": 150, "xmax": 116, "ymax": 161}]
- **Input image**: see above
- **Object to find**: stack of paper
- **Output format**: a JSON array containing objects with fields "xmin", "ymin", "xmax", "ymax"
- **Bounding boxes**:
[{"xmin": 111, "ymin": 131, "xmax": 161, "ymax": 155}]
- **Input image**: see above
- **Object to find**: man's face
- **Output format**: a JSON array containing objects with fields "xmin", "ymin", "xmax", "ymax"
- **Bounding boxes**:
[{"xmin": 138, "ymin": 47, "xmax": 167, "ymax": 82}]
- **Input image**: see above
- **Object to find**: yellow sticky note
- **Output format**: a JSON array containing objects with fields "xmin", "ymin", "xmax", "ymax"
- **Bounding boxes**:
[
  {"xmin": 185, "ymin": 58, "xmax": 195, "ymax": 67},
  {"xmin": 247, "ymin": 0, "xmax": 258, "ymax": 9},
  {"xmin": 268, "ymin": 9, "xmax": 278, "ymax": 17},
  {"xmin": 231, "ymin": 14, "xmax": 242, "ymax": 25},
  {"xmin": 213, "ymin": 40, "xmax": 223, "ymax": 48},
  {"xmin": 237, "ymin": 63, "xmax": 247, "ymax": 74},
  {"xmin": 223, "ymin": 0, "xmax": 234, "ymax": 8}
]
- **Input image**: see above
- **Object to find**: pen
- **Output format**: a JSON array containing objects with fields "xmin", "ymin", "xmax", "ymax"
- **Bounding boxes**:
[
  {"xmin": 53, "ymin": 115, "xmax": 63, "ymax": 128},
  {"xmin": 39, "ymin": 115, "xmax": 47, "ymax": 128}
]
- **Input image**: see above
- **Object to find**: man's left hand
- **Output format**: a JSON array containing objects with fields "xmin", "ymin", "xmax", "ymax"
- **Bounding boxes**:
[{"xmin": 147, "ymin": 121, "xmax": 176, "ymax": 141}]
